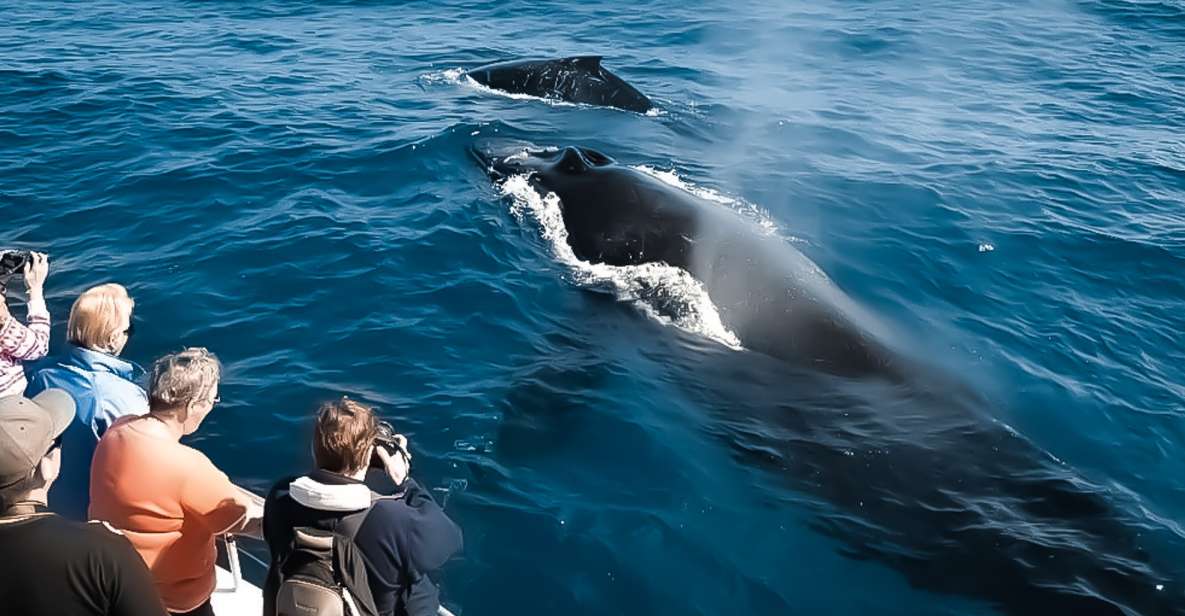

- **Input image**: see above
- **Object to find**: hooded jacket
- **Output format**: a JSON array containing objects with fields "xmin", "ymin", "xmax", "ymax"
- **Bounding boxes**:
[{"xmin": 263, "ymin": 469, "xmax": 462, "ymax": 616}]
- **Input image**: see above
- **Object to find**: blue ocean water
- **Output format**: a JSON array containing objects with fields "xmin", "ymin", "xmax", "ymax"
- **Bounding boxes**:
[{"xmin": 2, "ymin": 0, "xmax": 1184, "ymax": 614}]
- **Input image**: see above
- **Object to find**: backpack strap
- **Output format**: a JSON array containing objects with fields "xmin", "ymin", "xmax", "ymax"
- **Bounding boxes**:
[
  {"xmin": 276, "ymin": 527, "xmax": 342, "ymax": 616},
  {"xmin": 341, "ymin": 586, "xmax": 362, "ymax": 616},
  {"xmin": 294, "ymin": 528, "xmax": 333, "ymax": 550},
  {"xmin": 328, "ymin": 494, "xmax": 402, "ymax": 616}
]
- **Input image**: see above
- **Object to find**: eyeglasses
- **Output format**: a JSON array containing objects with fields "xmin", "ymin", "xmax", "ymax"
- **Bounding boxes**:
[{"xmin": 124, "ymin": 321, "xmax": 136, "ymax": 337}]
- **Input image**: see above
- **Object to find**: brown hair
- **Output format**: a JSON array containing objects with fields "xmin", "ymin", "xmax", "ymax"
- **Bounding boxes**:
[{"xmin": 313, "ymin": 397, "xmax": 378, "ymax": 474}]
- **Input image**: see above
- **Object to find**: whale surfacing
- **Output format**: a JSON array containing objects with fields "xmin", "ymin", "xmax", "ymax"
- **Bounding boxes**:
[
  {"xmin": 475, "ymin": 142, "xmax": 1182, "ymax": 615},
  {"xmin": 477, "ymin": 143, "xmax": 896, "ymax": 377},
  {"xmin": 466, "ymin": 56, "xmax": 653, "ymax": 113}
]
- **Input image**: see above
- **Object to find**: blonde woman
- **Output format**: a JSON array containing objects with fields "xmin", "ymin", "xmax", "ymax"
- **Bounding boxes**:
[{"xmin": 26, "ymin": 283, "xmax": 149, "ymax": 520}]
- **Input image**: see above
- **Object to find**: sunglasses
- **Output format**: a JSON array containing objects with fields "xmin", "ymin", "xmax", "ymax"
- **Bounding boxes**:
[
  {"xmin": 124, "ymin": 320, "xmax": 136, "ymax": 337},
  {"xmin": 50, "ymin": 434, "xmax": 64, "ymax": 452}
]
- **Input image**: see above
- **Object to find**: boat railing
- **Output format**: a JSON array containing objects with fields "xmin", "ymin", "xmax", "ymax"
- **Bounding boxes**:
[{"xmin": 219, "ymin": 535, "xmax": 244, "ymax": 594}]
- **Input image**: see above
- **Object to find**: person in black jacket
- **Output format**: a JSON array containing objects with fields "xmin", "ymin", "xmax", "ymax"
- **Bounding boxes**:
[
  {"xmin": 263, "ymin": 397, "xmax": 462, "ymax": 616},
  {"xmin": 0, "ymin": 390, "xmax": 166, "ymax": 616}
]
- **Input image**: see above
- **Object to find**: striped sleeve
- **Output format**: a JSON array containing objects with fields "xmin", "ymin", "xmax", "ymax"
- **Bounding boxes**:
[{"xmin": 0, "ymin": 307, "xmax": 51, "ymax": 361}]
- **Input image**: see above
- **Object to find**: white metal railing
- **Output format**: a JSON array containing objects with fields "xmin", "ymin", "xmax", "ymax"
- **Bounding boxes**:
[{"xmin": 215, "ymin": 535, "xmax": 244, "ymax": 595}]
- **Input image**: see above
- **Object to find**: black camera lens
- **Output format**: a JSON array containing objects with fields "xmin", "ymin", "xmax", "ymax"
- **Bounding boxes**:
[
  {"xmin": 370, "ymin": 420, "xmax": 408, "ymax": 469},
  {"xmin": 0, "ymin": 251, "xmax": 31, "ymax": 277}
]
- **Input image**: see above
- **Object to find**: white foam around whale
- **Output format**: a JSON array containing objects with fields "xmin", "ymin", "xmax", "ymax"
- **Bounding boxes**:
[{"xmin": 498, "ymin": 173, "xmax": 742, "ymax": 349}]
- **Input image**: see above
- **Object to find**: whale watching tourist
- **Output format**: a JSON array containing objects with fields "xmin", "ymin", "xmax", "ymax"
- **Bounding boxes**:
[
  {"xmin": 0, "ymin": 251, "xmax": 50, "ymax": 397},
  {"xmin": 90, "ymin": 347, "xmax": 263, "ymax": 616},
  {"xmin": 263, "ymin": 397, "xmax": 463, "ymax": 616},
  {"xmin": 0, "ymin": 390, "xmax": 167, "ymax": 616},
  {"xmin": 26, "ymin": 282, "xmax": 149, "ymax": 520}
]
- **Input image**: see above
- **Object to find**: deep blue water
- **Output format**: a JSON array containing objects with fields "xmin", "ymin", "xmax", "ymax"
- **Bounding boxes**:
[{"xmin": 3, "ymin": 0, "xmax": 1185, "ymax": 614}]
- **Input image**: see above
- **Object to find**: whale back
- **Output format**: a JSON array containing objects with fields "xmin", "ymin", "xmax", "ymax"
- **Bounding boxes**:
[
  {"xmin": 687, "ymin": 216, "xmax": 898, "ymax": 375},
  {"xmin": 482, "ymin": 143, "xmax": 898, "ymax": 376},
  {"xmin": 533, "ymin": 147, "xmax": 697, "ymax": 268},
  {"xmin": 531, "ymin": 147, "xmax": 898, "ymax": 375},
  {"xmin": 480, "ymin": 144, "xmax": 1183, "ymax": 611},
  {"xmin": 467, "ymin": 56, "xmax": 652, "ymax": 112}
]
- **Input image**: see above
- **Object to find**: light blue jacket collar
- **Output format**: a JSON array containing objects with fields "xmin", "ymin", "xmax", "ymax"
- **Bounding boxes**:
[{"xmin": 63, "ymin": 344, "xmax": 143, "ymax": 381}]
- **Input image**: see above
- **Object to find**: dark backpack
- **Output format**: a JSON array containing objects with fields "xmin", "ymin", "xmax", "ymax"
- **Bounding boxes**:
[{"xmin": 275, "ymin": 501, "xmax": 389, "ymax": 616}]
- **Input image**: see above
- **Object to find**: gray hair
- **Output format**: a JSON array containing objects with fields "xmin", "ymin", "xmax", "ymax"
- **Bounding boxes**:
[{"xmin": 147, "ymin": 347, "xmax": 221, "ymax": 410}]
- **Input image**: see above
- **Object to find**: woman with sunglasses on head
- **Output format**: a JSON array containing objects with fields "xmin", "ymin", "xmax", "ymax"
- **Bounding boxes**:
[
  {"xmin": 26, "ymin": 282, "xmax": 149, "ymax": 521},
  {"xmin": 90, "ymin": 347, "xmax": 263, "ymax": 616}
]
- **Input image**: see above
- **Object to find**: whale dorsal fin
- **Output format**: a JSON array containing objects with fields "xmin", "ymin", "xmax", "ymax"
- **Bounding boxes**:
[{"xmin": 563, "ymin": 56, "xmax": 603, "ymax": 70}]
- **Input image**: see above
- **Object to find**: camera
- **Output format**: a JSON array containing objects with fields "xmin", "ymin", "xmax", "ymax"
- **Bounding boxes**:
[
  {"xmin": 0, "ymin": 250, "xmax": 31, "ymax": 278},
  {"xmin": 370, "ymin": 420, "xmax": 408, "ymax": 469}
]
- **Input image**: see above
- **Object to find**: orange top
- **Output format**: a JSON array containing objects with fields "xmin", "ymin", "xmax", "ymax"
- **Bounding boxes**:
[{"xmin": 89, "ymin": 415, "xmax": 248, "ymax": 612}]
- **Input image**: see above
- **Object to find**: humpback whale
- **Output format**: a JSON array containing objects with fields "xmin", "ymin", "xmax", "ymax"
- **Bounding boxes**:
[
  {"xmin": 478, "ymin": 143, "xmax": 898, "ymax": 377},
  {"xmin": 466, "ymin": 56, "xmax": 653, "ymax": 113},
  {"xmin": 475, "ymin": 142, "xmax": 1183, "ymax": 615}
]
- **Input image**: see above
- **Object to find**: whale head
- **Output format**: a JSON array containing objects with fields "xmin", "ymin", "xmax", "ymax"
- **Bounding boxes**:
[
  {"xmin": 477, "ymin": 143, "xmax": 695, "ymax": 267},
  {"xmin": 475, "ymin": 143, "xmax": 614, "ymax": 181}
]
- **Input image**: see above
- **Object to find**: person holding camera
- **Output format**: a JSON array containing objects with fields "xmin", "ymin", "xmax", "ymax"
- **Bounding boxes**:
[
  {"xmin": 263, "ymin": 397, "xmax": 462, "ymax": 616},
  {"xmin": 0, "ymin": 251, "xmax": 50, "ymax": 398}
]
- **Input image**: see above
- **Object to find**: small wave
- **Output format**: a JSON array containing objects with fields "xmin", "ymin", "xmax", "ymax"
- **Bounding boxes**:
[
  {"xmin": 497, "ymin": 173, "xmax": 741, "ymax": 349},
  {"xmin": 418, "ymin": 67, "xmax": 468, "ymax": 86}
]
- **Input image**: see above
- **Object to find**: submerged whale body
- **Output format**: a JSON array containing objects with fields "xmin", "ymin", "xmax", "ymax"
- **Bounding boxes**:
[
  {"xmin": 476, "ymin": 143, "xmax": 1183, "ymax": 614},
  {"xmin": 466, "ymin": 56, "xmax": 653, "ymax": 113}
]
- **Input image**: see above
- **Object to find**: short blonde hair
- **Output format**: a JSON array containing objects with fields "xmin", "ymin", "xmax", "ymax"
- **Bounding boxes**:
[
  {"xmin": 147, "ymin": 347, "xmax": 221, "ymax": 411},
  {"xmin": 67, "ymin": 284, "xmax": 134, "ymax": 351}
]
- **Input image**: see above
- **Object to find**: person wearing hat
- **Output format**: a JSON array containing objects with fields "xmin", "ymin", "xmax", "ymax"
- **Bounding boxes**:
[{"xmin": 0, "ymin": 390, "xmax": 166, "ymax": 616}]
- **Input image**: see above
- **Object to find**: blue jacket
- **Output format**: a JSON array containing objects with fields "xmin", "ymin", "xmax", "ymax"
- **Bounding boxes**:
[{"xmin": 25, "ymin": 345, "xmax": 149, "ymax": 520}]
